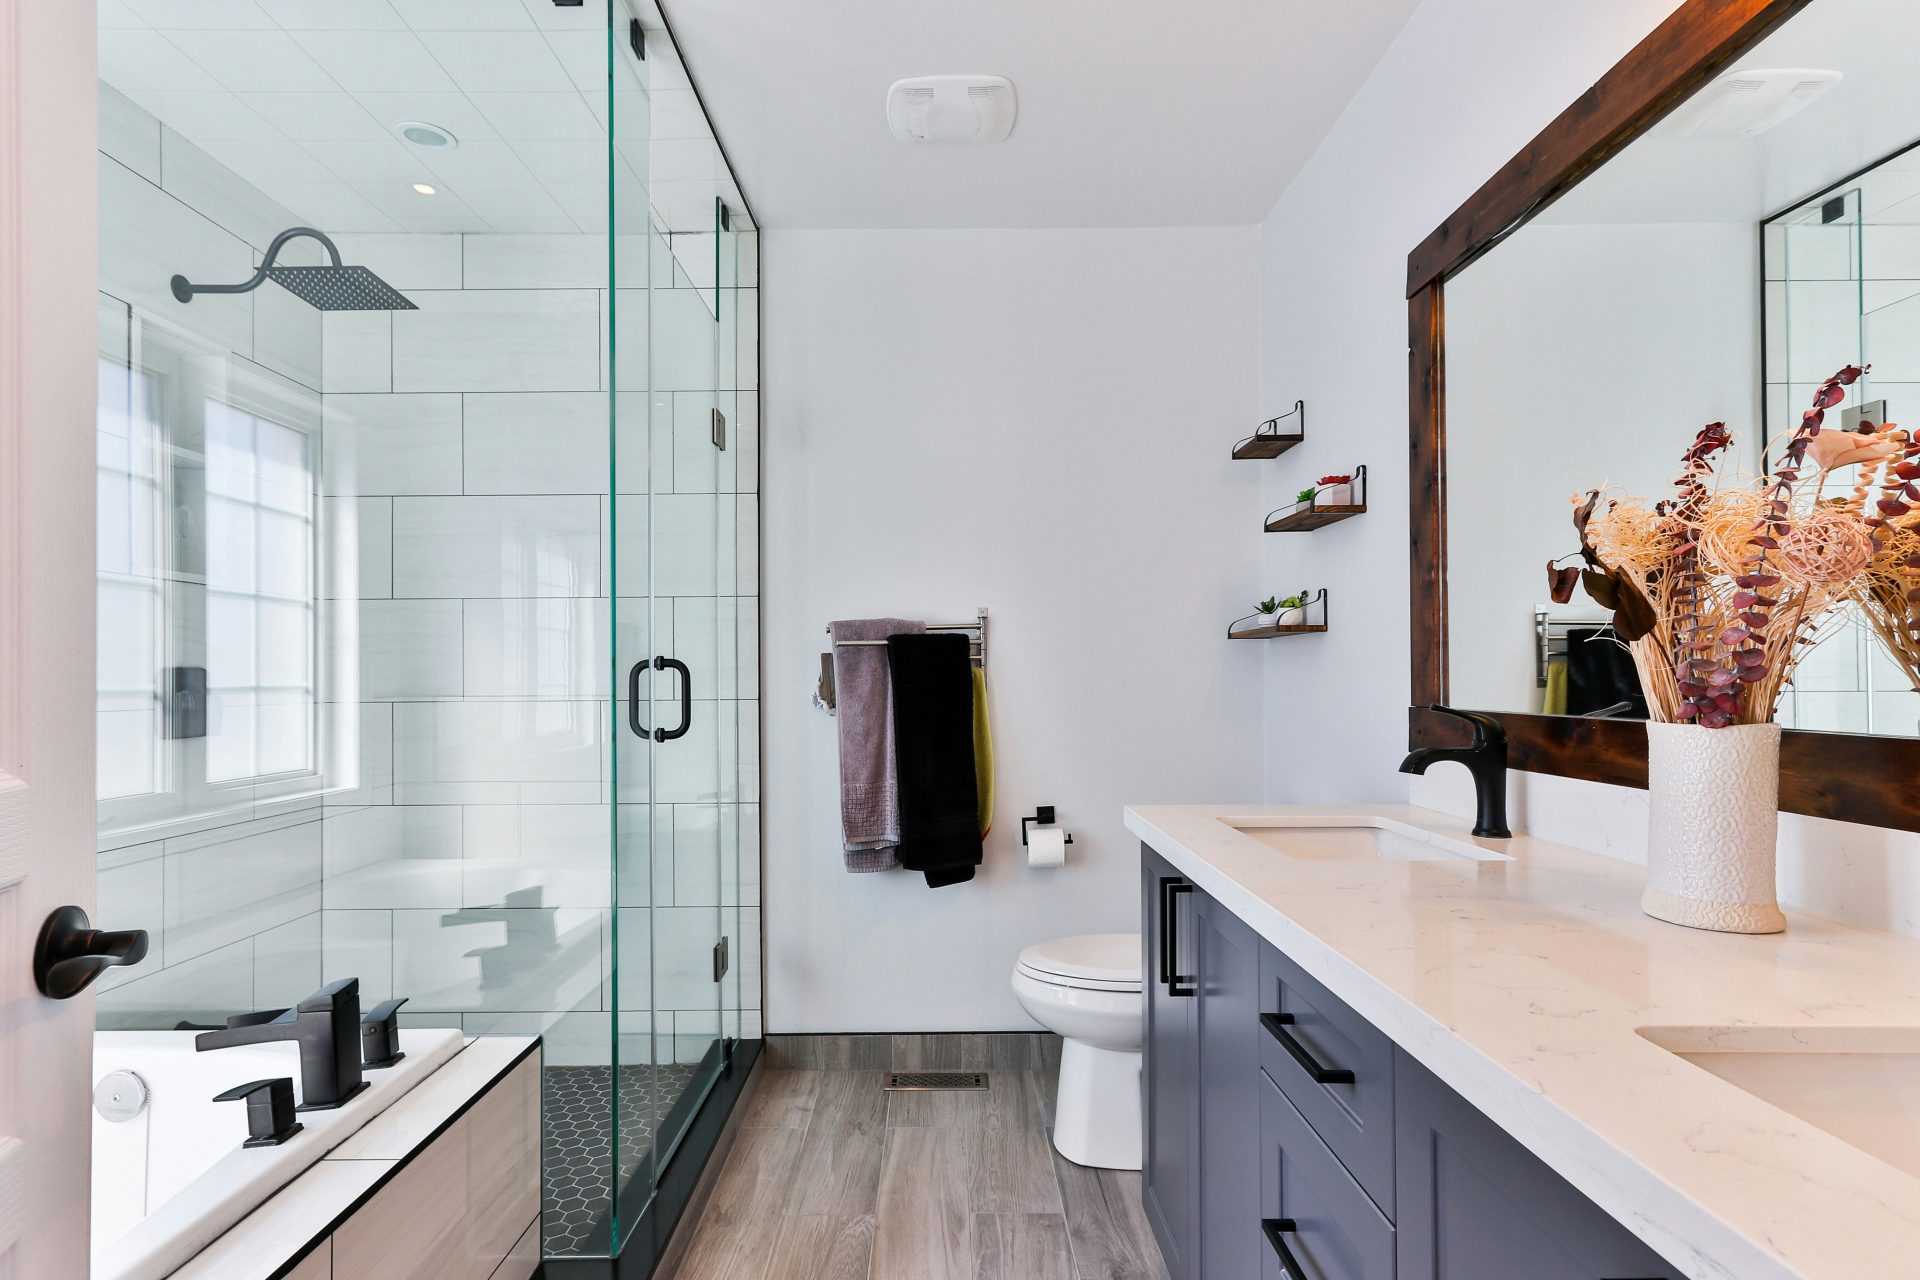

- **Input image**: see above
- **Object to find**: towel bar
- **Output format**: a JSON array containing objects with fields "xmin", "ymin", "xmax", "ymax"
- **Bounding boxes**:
[{"xmin": 827, "ymin": 608, "xmax": 988, "ymax": 673}]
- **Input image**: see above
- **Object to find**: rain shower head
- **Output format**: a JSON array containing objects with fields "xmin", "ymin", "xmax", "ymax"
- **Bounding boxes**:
[
  {"xmin": 265, "ymin": 264, "xmax": 416, "ymax": 311},
  {"xmin": 170, "ymin": 227, "xmax": 418, "ymax": 312}
]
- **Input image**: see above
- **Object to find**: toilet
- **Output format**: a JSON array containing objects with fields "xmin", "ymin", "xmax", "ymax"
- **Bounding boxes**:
[{"xmin": 1011, "ymin": 933, "xmax": 1143, "ymax": 1170}]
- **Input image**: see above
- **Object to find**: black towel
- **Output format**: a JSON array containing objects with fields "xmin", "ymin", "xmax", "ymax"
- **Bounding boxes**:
[
  {"xmin": 1565, "ymin": 627, "xmax": 1649, "ymax": 719},
  {"xmin": 886, "ymin": 633, "xmax": 982, "ymax": 888}
]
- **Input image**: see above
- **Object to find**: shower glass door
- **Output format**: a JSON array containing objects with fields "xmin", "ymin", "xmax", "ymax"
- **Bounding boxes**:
[
  {"xmin": 607, "ymin": 11, "xmax": 727, "ymax": 1240},
  {"xmin": 92, "ymin": 0, "xmax": 758, "ymax": 1270}
]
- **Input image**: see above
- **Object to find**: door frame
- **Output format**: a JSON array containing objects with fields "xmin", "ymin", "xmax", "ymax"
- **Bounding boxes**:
[{"xmin": 0, "ymin": 0, "xmax": 101, "ymax": 1273}]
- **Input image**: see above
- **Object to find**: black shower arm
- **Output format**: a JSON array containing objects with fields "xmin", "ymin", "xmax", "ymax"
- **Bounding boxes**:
[{"xmin": 171, "ymin": 227, "xmax": 344, "ymax": 301}]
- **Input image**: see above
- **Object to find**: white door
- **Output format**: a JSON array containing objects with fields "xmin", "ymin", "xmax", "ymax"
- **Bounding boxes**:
[{"xmin": 0, "ymin": 0, "xmax": 100, "ymax": 1275}]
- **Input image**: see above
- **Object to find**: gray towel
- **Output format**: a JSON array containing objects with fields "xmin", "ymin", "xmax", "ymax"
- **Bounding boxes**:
[{"xmin": 831, "ymin": 618, "xmax": 925, "ymax": 872}]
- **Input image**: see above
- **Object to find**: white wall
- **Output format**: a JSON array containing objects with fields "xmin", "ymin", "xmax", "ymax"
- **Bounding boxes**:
[
  {"xmin": 763, "ymin": 226, "xmax": 1264, "ymax": 1031},
  {"xmin": 1258, "ymin": 0, "xmax": 1920, "ymax": 941}
]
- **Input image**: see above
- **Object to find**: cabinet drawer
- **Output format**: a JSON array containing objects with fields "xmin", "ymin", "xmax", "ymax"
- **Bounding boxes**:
[
  {"xmin": 1261, "ymin": 943, "xmax": 1395, "ymax": 1216},
  {"xmin": 1261, "ymin": 1071, "xmax": 1395, "ymax": 1280}
]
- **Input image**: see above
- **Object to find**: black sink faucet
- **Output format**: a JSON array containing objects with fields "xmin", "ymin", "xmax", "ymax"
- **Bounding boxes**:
[
  {"xmin": 1398, "ymin": 705, "xmax": 1512, "ymax": 839},
  {"xmin": 195, "ymin": 977, "xmax": 368, "ymax": 1111}
]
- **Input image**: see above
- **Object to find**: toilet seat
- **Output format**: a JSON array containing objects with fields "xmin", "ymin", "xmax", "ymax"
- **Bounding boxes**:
[{"xmin": 1015, "ymin": 933, "xmax": 1141, "ymax": 992}]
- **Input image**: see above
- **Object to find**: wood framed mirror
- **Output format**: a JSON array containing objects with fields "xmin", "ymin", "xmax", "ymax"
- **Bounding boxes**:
[{"xmin": 1405, "ymin": 0, "xmax": 1920, "ymax": 832}]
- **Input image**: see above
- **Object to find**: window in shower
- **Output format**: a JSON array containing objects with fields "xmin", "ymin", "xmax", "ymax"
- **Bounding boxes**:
[
  {"xmin": 201, "ymin": 399, "xmax": 318, "ymax": 784},
  {"xmin": 96, "ymin": 315, "xmax": 324, "ymax": 835},
  {"xmin": 95, "ymin": 348, "xmax": 166, "ymax": 804}
]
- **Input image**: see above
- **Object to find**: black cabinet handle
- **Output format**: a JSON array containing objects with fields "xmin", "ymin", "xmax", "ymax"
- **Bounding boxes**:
[
  {"xmin": 627, "ymin": 656, "xmax": 692, "ymax": 743},
  {"xmin": 1261, "ymin": 1012, "xmax": 1355, "ymax": 1085},
  {"xmin": 1262, "ymin": 1218, "xmax": 1306, "ymax": 1278},
  {"xmin": 1158, "ymin": 878, "xmax": 1196, "ymax": 997},
  {"xmin": 1157, "ymin": 877, "xmax": 1175, "ymax": 986},
  {"xmin": 34, "ymin": 906, "xmax": 149, "ymax": 999}
]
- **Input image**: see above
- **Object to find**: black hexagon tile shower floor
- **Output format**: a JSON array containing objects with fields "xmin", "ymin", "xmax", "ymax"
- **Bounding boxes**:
[{"xmin": 542, "ymin": 1062, "xmax": 703, "ymax": 1256}]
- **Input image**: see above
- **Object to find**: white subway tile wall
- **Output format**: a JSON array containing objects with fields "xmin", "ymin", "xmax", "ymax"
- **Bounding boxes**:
[{"xmin": 94, "ymin": 89, "xmax": 762, "ymax": 1053}]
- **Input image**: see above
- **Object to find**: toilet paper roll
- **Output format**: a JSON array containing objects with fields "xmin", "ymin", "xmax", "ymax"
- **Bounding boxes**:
[{"xmin": 1027, "ymin": 826, "xmax": 1068, "ymax": 869}]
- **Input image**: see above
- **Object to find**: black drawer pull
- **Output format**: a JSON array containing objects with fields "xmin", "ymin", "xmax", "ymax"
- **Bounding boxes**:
[
  {"xmin": 1262, "ymin": 1012, "xmax": 1355, "ymax": 1085},
  {"xmin": 1158, "ymin": 879, "xmax": 1197, "ymax": 997},
  {"xmin": 1262, "ymin": 1218, "xmax": 1306, "ymax": 1278}
]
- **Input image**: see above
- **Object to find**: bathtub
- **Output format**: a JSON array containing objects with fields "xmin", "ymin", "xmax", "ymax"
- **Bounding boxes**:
[{"xmin": 91, "ymin": 1026, "xmax": 463, "ymax": 1280}]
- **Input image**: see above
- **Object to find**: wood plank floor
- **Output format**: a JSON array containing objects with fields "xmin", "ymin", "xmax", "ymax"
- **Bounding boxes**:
[{"xmin": 671, "ymin": 1062, "xmax": 1169, "ymax": 1280}]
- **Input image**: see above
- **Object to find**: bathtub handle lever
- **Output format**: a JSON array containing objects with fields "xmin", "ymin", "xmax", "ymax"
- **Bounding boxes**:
[
  {"xmin": 213, "ymin": 1078, "xmax": 304, "ymax": 1148},
  {"xmin": 362, "ymin": 997, "xmax": 409, "ymax": 1069},
  {"xmin": 33, "ymin": 905, "xmax": 149, "ymax": 999}
]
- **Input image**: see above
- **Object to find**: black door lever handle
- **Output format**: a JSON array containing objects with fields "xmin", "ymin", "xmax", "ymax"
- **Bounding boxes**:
[{"xmin": 34, "ymin": 905, "xmax": 149, "ymax": 999}]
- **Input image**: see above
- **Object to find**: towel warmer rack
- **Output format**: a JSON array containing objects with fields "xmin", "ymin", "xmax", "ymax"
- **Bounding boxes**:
[
  {"xmin": 818, "ymin": 609, "xmax": 988, "ymax": 712},
  {"xmin": 1535, "ymin": 609, "xmax": 1618, "ymax": 687},
  {"xmin": 827, "ymin": 607, "xmax": 988, "ymax": 672}
]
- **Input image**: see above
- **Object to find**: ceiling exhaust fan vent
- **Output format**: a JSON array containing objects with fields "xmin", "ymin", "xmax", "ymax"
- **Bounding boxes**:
[
  {"xmin": 886, "ymin": 75, "xmax": 1017, "ymax": 144},
  {"xmin": 1660, "ymin": 68, "xmax": 1842, "ymax": 139}
]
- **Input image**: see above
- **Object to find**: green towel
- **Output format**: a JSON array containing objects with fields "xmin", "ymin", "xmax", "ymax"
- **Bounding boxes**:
[
  {"xmin": 1542, "ymin": 657, "xmax": 1569, "ymax": 716},
  {"xmin": 972, "ymin": 666, "xmax": 994, "ymax": 836}
]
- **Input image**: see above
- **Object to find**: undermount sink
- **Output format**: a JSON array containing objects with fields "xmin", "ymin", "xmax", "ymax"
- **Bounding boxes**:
[
  {"xmin": 1225, "ymin": 816, "xmax": 1513, "ymax": 863},
  {"xmin": 1640, "ymin": 1025, "xmax": 1920, "ymax": 1182}
]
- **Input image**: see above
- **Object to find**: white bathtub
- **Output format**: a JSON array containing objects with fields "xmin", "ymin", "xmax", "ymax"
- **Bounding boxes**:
[{"xmin": 91, "ymin": 1026, "xmax": 463, "ymax": 1280}]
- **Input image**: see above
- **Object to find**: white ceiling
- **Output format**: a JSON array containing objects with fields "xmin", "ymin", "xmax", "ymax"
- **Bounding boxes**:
[
  {"xmin": 653, "ymin": 0, "xmax": 1425, "ymax": 229},
  {"xmin": 1540, "ymin": 0, "xmax": 1920, "ymax": 228},
  {"xmin": 98, "ymin": 0, "xmax": 748, "ymax": 235}
]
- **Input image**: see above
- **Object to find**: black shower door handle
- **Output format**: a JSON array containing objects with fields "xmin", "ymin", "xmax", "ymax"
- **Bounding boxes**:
[
  {"xmin": 628, "ymin": 656, "xmax": 692, "ymax": 743},
  {"xmin": 658, "ymin": 657, "xmax": 691, "ymax": 741}
]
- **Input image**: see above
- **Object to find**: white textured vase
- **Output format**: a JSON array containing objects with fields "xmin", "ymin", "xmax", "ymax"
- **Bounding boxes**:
[{"xmin": 1643, "ymin": 721, "xmax": 1786, "ymax": 934}]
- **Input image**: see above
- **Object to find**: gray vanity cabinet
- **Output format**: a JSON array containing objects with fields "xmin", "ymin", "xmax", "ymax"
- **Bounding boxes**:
[
  {"xmin": 1394, "ymin": 1052, "xmax": 1678, "ymax": 1280},
  {"xmin": 1195, "ymin": 891, "xmax": 1265, "ymax": 1279},
  {"xmin": 1139, "ymin": 843, "xmax": 1681, "ymax": 1280},
  {"xmin": 1142, "ymin": 845, "xmax": 1266, "ymax": 1280},
  {"xmin": 1143, "ymin": 847, "xmax": 1200, "ymax": 1280}
]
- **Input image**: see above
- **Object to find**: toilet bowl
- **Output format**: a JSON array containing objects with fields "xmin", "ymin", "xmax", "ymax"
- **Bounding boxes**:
[{"xmin": 1011, "ymin": 933, "xmax": 1143, "ymax": 1170}]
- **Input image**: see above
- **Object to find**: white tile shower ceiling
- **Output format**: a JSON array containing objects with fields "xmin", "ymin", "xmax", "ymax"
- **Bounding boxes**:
[{"xmin": 97, "ymin": 0, "xmax": 748, "ymax": 235}]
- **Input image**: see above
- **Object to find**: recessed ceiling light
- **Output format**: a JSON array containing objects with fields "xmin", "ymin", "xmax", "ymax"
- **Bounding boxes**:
[
  {"xmin": 412, "ymin": 182, "xmax": 438, "ymax": 196},
  {"xmin": 395, "ymin": 121, "xmax": 458, "ymax": 150}
]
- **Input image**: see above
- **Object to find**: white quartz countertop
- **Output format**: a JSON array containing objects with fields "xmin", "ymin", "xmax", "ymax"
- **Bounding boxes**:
[{"xmin": 1125, "ymin": 803, "xmax": 1920, "ymax": 1280}]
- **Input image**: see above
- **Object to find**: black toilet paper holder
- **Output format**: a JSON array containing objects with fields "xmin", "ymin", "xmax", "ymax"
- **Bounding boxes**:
[{"xmin": 1021, "ymin": 807, "xmax": 1074, "ymax": 847}]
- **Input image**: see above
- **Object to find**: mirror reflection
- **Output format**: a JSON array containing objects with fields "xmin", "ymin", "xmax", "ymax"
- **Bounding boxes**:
[{"xmin": 1446, "ymin": 0, "xmax": 1920, "ymax": 737}]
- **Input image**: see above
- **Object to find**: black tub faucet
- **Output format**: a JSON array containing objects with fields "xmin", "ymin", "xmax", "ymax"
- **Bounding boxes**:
[
  {"xmin": 1399, "ymin": 705, "xmax": 1512, "ymax": 839},
  {"xmin": 195, "ymin": 977, "xmax": 368, "ymax": 1111}
]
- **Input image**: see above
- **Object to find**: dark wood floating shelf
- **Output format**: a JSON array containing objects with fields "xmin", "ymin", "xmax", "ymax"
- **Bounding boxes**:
[
  {"xmin": 1264, "ymin": 463, "xmax": 1368, "ymax": 533},
  {"xmin": 1232, "ymin": 400, "xmax": 1306, "ymax": 460},
  {"xmin": 1228, "ymin": 623, "xmax": 1328, "ymax": 639},
  {"xmin": 1265, "ymin": 504, "xmax": 1364, "ymax": 532},
  {"xmin": 1232, "ymin": 434, "xmax": 1304, "ymax": 461}
]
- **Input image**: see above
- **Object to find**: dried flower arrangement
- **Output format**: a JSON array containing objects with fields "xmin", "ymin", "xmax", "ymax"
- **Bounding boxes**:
[
  {"xmin": 1850, "ymin": 422, "xmax": 1920, "ymax": 691},
  {"xmin": 1549, "ymin": 365, "xmax": 1888, "ymax": 728}
]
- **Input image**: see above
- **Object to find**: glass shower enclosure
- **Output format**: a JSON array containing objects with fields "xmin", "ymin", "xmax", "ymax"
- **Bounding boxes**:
[{"xmin": 92, "ymin": 0, "xmax": 760, "ymax": 1268}]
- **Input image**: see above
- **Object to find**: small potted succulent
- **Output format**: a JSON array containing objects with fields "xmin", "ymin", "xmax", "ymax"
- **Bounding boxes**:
[
  {"xmin": 1255, "ymin": 590, "xmax": 1312, "ymax": 628},
  {"xmin": 1316, "ymin": 473, "xmax": 1355, "ymax": 506}
]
